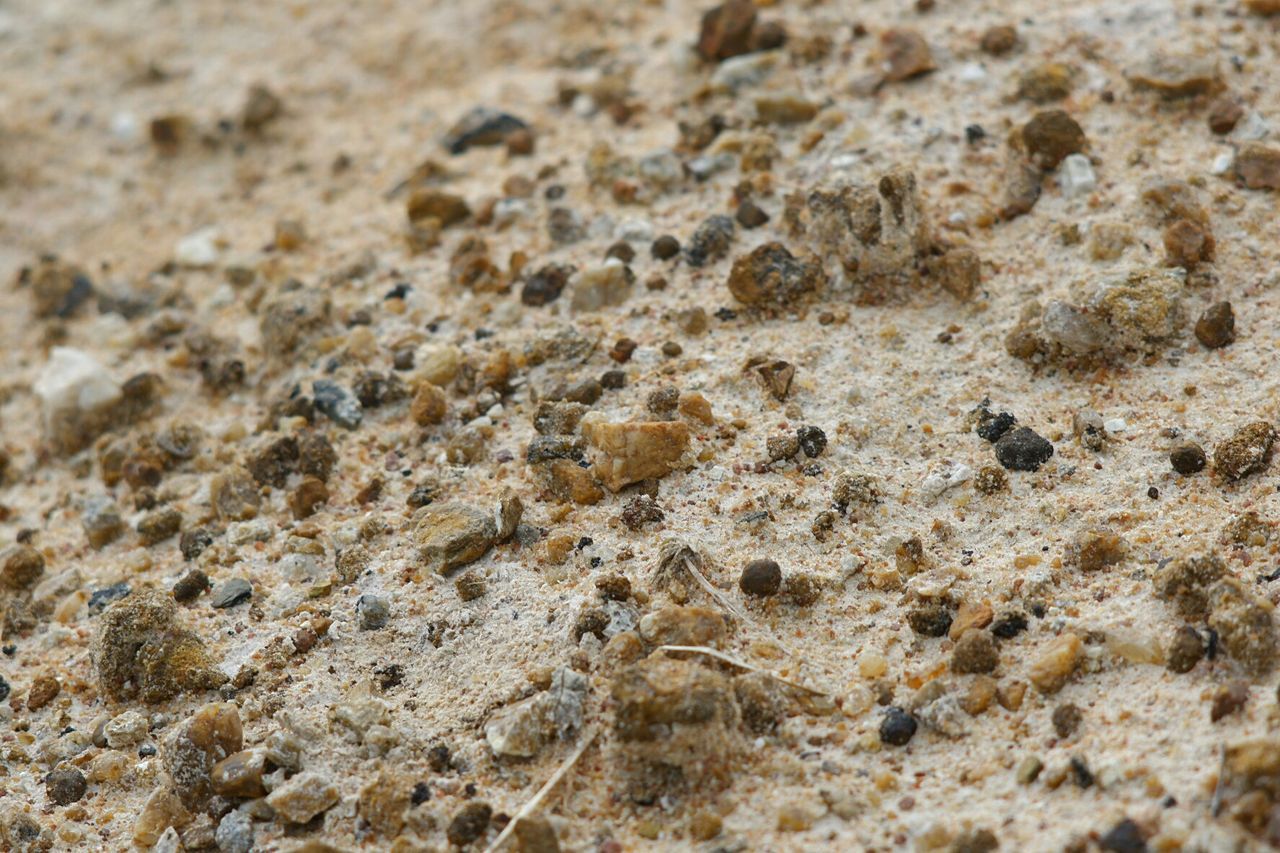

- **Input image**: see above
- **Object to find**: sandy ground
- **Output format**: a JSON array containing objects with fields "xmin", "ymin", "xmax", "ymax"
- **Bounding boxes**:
[{"xmin": 2, "ymin": 0, "xmax": 1280, "ymax": 851}]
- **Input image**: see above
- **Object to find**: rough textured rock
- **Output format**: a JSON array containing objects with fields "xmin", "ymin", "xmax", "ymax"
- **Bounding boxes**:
[
  {"xmin": 581, "ymin": 416, "xmax": 690, "ymax": 491},
  {"xmin": 265, "ymin": 772, "xmax": 340, "ymax": 823},
  {"xmin": 164, "ymin": 703, "xmax": 243, "ymax": 809},
  {"xmin": 726, "ymin": 242, "xmax": 827, "ymax": 308},
  {"xmin": 94, "ymin": 591, "xmax": 225, "ymax": 703}
]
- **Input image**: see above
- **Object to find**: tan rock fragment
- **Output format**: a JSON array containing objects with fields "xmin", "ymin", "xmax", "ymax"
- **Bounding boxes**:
[
  {"xmin": 1028, "ymin": 632, "xmax": 1082, "ymax": 693},
  {"xmin": 581, "ymin": 416, "xmax": 690, "ymax": 491},
  {"xmin": 266, "ymin": 771, "xmax": 340, "ymax": 824}
]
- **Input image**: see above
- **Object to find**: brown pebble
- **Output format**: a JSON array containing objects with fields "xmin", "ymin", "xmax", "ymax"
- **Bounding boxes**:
[
  {"xmin": 1194, "ymin": 301, "xmax": 1235, "ymax": 349},
  {"xmin": 1208, "ymin": 96, "xmax": 1244, "ymax": 135},
  {"xmin": 289, "ymin": 476, "xmax": 329, "ymax": 519},
  {"xmin": 27, "ymin": 674, "xmax": 61, "ymax": 710},
  {"xmin": 735, "ymin": 200, "xmax": 769, "ymax": 229},
  {"xmin": 1211, "ymin": 681, "xmax": 1249, "ymax": 722},
  {"xmin": 1169, "ymin": 441, "xmax": 1207, "ymax": 476},
  {"xmin": 1021, "ymin": 110, "xmax": 1087, "ymax": 170},
  {"xmin": 172, "ymin": 570, "xmax": 210, "ymax": 604},
  {"xmin": 1235, "ymin": 143, "xmax": 1280, "ymax": 190},
  {"xmin": 739, "ymin": 559, "xmax": 782, "ymax": 597},
  {"xmin": 1214, "ymin": 421, "xmax": 1276, "ymax": 482},
  {"xmin": 979, "ymin": 24, "xmax": 1018, "ymax": 56},
  {"xmin": 696, "ymin": 0, "xmax": 758, "ymax": 63},
  {"xmin": 1051, "ymin": 703, "xmax": 1083, "ymax": 738},
  {"xmin": 1163, "ymin": 219, "xmax": 1214, "ymax": 270},
  {"xmin": 951, "ymin": 631, "xmax": 999, "ymax": 674},
  {"xmin": 879, "ymin": 29, "xmax": 935, "ymax": 83}
]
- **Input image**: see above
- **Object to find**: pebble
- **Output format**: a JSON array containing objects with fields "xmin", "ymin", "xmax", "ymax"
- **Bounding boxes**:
[
  {"xmin": 34, "ymin": 347, "xmax": 123, "ymax": 454},
  {"xmin": 879, "ymin": 707, "xmax": 918, "ymax": 746},
  {"xmin": 215, "ymin": 810, "xmax": 254, "ymax": 853},
  {"xmin": 1234, "ymin": 143, "xmax": 1280, "ymax": 190},
  {"xmin": 414, "ymin": 503, "xmax": 500, "ymax": 573},
  {"xmin": 879, "ymin": 29, "xmax": 935, "ymax": 83},
  {"xmin": 685, "ymin": 215, "xmax": 735, "ymax": 267},
  {"xmin": 1214, "ymin": 421, "xmax": 1276, "ymax": 482},
  {"xmin": 357, "ymin": 594, "xmax": 390, "ymax": 630},
  {"xmin": 797, "ymin": 425, "xmax": 827, "ymax": 458},
  {"xmin": 1, "ymin": 544, "xmax": 44, "ymax": 590},
  {"xmin": 447, "ymin": 801, "xmax": 493, "ymax": 846},
  {"xmin": 581, "ymin": 415, "xmax": 690, "ymax": 491},
  {"xmin": 210, "ymin": 578, "xmax": 253, "ymax": 609},
  {"xmin": 651, "ymin": 235, "xmax": 680, "ymax": 260},
  {"xmin": 1127, "ymin": 53, "xmax": 1222, "ymax": 99},
  {"xmin": 993, "ymin": 427, "xmax": 1054, "ymax": 472},
  {"xmin": 1052, "ymin": 703, "xmax": 1083, "ymax": 738},
  {"xmin": 443, "ymin": 107, "xmax": 529, "ymax": 154},
  {"xmin": 265, "ymin": 771, "xmax": 340, "ymax": 823},
  {"xmin": 735, "ymin": 200, "xmax": 769, "ymax": 228},
  {"xmin": 951, "ymin": 631, "xmax": 999, "ymax": 674},
  {"xmin": 1169, "ymin": 441, "xmax": 1207, "ymax": 475},
  {"xmin": 45, "ymin": 766, "xmax": 87, "ymax": 805},
  {"xmin": 696, "ymin": 0, "xmax": 760, "ymax": 63},
  {"xmin": 1058, "ymin": 153, "xmax": 1096, "ymax": 198},
  {"xmin": 174, "ymin": 227, "xmax": 221, "ymax": 267},
  {"xmin": 726, "ymin": 242, "xmax": 827, "ymax": 307},
  {"xmin": 1194, "ymin": 301, "xmax": 1235, "ymax": 349},
  {"xmin": 1021, "ymin": 110, "xmax": 1086, "ymax": 170},
  {"xmin": 570, "ymin": 261, "xmax": 634, "ymax": 313},
  {"xmin": 164, "ymin": 702, "xmax": 243, "ymax": 809},
  {"xmin": 312, "ymin": 380, "xmax": 363, "ymax": 430},
  {"xmin": 1211, "ymin": 681, "xmax": 1250, "ymax": 722},
  {"xmin": 104, "ymin": 709, "xmax": 149, "ymax": 748},
  {"xmin": 908, "ymin": 603, "xmax": 953, "ymax": 638},
  {"xmin": 1028, "ymin": 633, "xmax": 1082, "ymax": 694},
  {"xmin": 1098, "ymin": 818, "xmax": 1147, "ymax": 853},
  {"xmin": 94, "ymin": 590, "xmax": 225, "ymax": 703},
  {"xmin": 739, "ymin": 559, "xmax": 782, "ymax": 597},
  {"xmin": 980, "ymin": 24, "xmax": 1018, "ymax": 56}
]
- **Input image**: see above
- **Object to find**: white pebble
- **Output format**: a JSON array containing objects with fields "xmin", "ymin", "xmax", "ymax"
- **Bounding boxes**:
[
  {"xmin": 1103, "ymin": 417, "xmax": 1127, "ymax": 433},
  {"xmin": 956, "ymin": 62, "xmax": 987, "ymax": 83},
  {"xmin": 1232, "ymin": 111, "xmax": 1270, "ymax": 142},
  {"xmin": 174, "ymin": 227, "xmax": 221, "ymax": 267},
  {"xmin": 1211, "ymin": 151, "xmax": 1234, "ymax": 175},
  {"xmin": 34, "ymin": 347, "xmax": 122, "ymax": 426},
  {"xmin": 1058, "ymin": 154, "xmax": 1097, "ymax": 198}
]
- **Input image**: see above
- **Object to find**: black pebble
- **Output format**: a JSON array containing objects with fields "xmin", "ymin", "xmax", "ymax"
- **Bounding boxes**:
[
  {"xmin": 1169, "ymin": 441, "xmax": 1207, "ymax": 475},
  {"xmin": 990, "ymin": 611, "xmax": 1028, "ymax": 639},
  {"xmin": 796, "ymin": 425, "xmax": 828, "ymax": 458},
  {"xmin": 965, "ymin": 124, "xmax": 986, "ymax": 145},
  {"xmin": 1069, "ymin": 756, "xmax": 1094, "ymax": 788},
  {"xmin": 651, "ymin": 235, "xmax": 681, "ymax": 260},
  {"xmin": 994, "ymin": 427, "xmax": 1054, "ymax": 471},
  {"xmin": 976, "ymin": 411, "xmax": 1016, "ymax": 443},
  {"xmin": 879, "ymin": 707, "xmax": 918, "ymax": 746},
  {"xmin": 411, "ymin": 782, "xmax": 431, "ymax": 805},
  {"xmin": 0, "ymin": 674, "xmax": 9, "ymax": 701},
  {"xmin": 739, "ymin": 559, "xmax": 782, "ymax": 597}
]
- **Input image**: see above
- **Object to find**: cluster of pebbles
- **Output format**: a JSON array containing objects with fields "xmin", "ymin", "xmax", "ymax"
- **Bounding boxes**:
[{"xmin": 2, "ymin": 0, "xmax": 1280, "ymax": 850}]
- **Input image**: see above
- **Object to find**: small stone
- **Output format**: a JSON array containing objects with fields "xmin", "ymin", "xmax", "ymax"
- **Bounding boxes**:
[
  {"xmin": 951, "ymin": 631, "xmax": 998, "ymax": 674},
  {"xmin": 289, "ymin": 476, "xmax": 329, "ymax": 519},
  {"xmin": 265, "ymin": 771, "xmax": 340, "ymax": 824},
  {"xmin": 1164, "ymin": 219, "xmax": 1214, "ymax": 269},
  {"xmin": 210, "ymin": 468, "xmax": 261, "ymax": 522},
  {"xmin": 797, "ymin": 425, "xmax": 827, "ymax": 458},
  {"xmin": 87, "ymin": 582, "xmax": 131, "ymax": 614},
  {"xmin": 1245, "ymin": 0, "xmax": 1280, "ymax": 13},
  {"xmin": 1066, "ymin": 528, "xmax": 1127, "ymax": 572},
  {"xmin": 164, "ymin": 702, "xmax": 243, "ymax": 809},
  {"xmin": 879, "ymin": 29, "xmax": 935, "ymax": 83},
  {"xmin": 414, "ymin": 503, "xmax": 498, "ymax": 573},
  {"xmin": 45, "ymin": 767, "xmax": 87, "ymax": 805},
  {"xmin": 1028, "ymin": 633, "xmax": 1083, "ymax": 694},
  {"xmin": 312, "ymin": 380, "xmax": 363, "ymax": 430},
  {"xmin": 739, "ymin": 559, "xmax": 782, "ymax": 597},
  {"xmin": 754, "ymin": 93, "xmax": 818, "ymax": 125},
  {"xmin": 104, "ymin": 709, "xmax": 149, "ymax": 748},
  {"xmin": 1211, "ymin": 681, "xmax": 1250, "ymax": 722},
  {"xmin": 639, "ymin": 605, "xmax": 726, "ymax": 647},
  {"xmin": 1013, "ymin": 757, "xmax": 1044, "ymax": 786},
  {"xmin": 95, "ymin": 591, "xmax": 225, "ymax": 703},
  {"xmin": 446, "ymin": 801, "xmax": 493, "ymax": 846},
  {"xmin": 735, "ymin": 200, "xmax": 769, "ymax": 228},
  {"xmin": 1194, "ymin": 301, "xmax": 1235, "ymax": 349},
  {"xmin": 930, "ymin": 247, "xmax": 981, "ymax": 300},
  {"xmin": 174, "ymin": 227, "xmax": 221, "ymax": 267},
  {"xmin": 570, "ymin": 262, "xmax": 634, "ymax": 313},
  {"xmin": 210, "ymin": 578, "xmax": 252, "ymax": 609},
  {"xmin": 1017, "ymin": 62, "xmax": 1073, "ymax": 103},
  {"xmin": 726, "ymin": 242, "xmax": 827, "ymax": 308},
  {"xmin": 133, "ymin": 786, "xmax": 191, "ymax": 847},
  {"xmin": 241, "ymin": 84, "xmax": 283, "ymax": 131},
  {"xmin": 137, "ymin": 506, "xmax": 183, "ymax": 545},
  {"xmin": 357, "ymin": 594, "xmax": 390, "ymax": 630},
  {"xmin": 685, "ymin": 215, "xmax": 735, "ymax": 267},
  {"xmin": 696, "ymin": 0, "xmax": 758, "ymax": 63},
  {"xmin": 973, "ymin": 466, "xmax": 1008, "ymax": 494},
  {"xmin": 980, "ymin": 25, "xmax": 1018, "ymax": 56},
  {"xmin": 82, "ymin": 494, "xmax": 126, "ymax": 548},
  {"xmin": 767, "ymin": 434, "xmax": 800, "ymax": 462},
  {"xmin": 1234, "ymin": 143, "xmax": 1280, "ymax": 190},
  {"xmin": 907, "ymin": 603, "xmax": 952, "ymax": 638},
  {"xmin": 1098, "ymin": 818, "xmax": 1147, "ymax": 853},
  {"xmin": 547, "ymin": 206, "xmax": 585, "ymax": 245},
  {"xmin": 443, "ymin": 107, "xmax": 529, "ymax": 154},
  {"xmin": 1058, "ymin": 153, "xmax": 1096, "ymax": 198},
  {"xmin": 581, "ymin": 416, "xmax": 690, "ymax": 491},
  {"xmin": 521, "ymin": 263, "xmax": 575, "ymax": 307},
  {"xmin": 1208, "ymin": 97, "xmax": 1242, "ymax": 135},
  {"xmin": 1021, "ymin": 110, "xmax": 1086, "ymax": 170},
  {"xmin": 455, "ymin": 572, "xmax": 487, "ymax": 602},
  {"xmin": 1170, "ymin": 441, "xmax": 1207, "ymax": 475},
  {"xmin": 1208, "ymin": 578, "xmax": 1277, "ymax": 676},
  {"xmin": 179, "ymin": 529, "xmax": 213, "ymax": 562},
  {"xmin": 1, "ymin": 544, "xmax": 45, "ymax": 591},
  {"xmin": 994, "ymin": 427, "xmax": 1054, "ymax": 472},
  {"xmin": 35, "ymin": 347, "xmax": 124, "ymax": 455},
  {"xmin": 1153, "ymin": 553, "xmax": 1225, "ymax": 618},
  {"xmin": 1127, "ymin": 53, "xmax": 1223, "ymax": 99},
  {"xmin": 25, "ymin": 256, "xmax": 94, "ymax": 318},
  {"xmin": 652, "ymin": 235, "xmax": 681, "ymax": 259},
  {"xmin": 879, "ymin": 706, "xmax": 918, "ymax": 746},
  {"xmin": 1052, "ymin": 703, "xmax": 1083, "ymax": 738},
  {"xmin": 215, "ymin": 810, "xmax": 254, "ymax": 853},
  {"xmin": 210, "ymin": 750, "xmax": 268, "ymax": 798},
  {"xmin": 1214, "ymin": 421, "xmax": 1276, "ymax": 482}
]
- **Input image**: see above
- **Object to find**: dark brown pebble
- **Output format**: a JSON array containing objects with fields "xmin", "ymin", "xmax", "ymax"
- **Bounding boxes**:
[
  {"xmin": 45, "ymin": 767, "xmax": 87, "ymax": 806},
  {"xmin": 735, "ymin": 200, "xmax": 769, "ymax": 229},
  {"xmin": 606, "ymin": 241, "xmax": 636, "ymax": 263},
  {"xmin": 651, "ymin": 235, "xmax": 680, "ymax": 260},
  {"xmin": 1021, "ymin": 110, "xmax": 1086, "ymax": 170},
  {"xmin": 1051, "ymin": 703, "xmax": 1082, "ymax": 738},
  {"xmin": 1169, "ymin": 442, "xmax": 1207, "ymax": 475},
  {"xmin": 951, "ymin": 631, "xmax": 998, "ymax": 674},
  {"xmin": 1194, "ymin": 301, "xmax": 1235, "ymax": 349},
  {"xmin": 906, "ymin": 603, "xmax": 952, "ymax": 637},
  {"xmin": 739, "ymin": 559, "xmax": 782, "ymax": 597},
  {"xmin": 1207, "ymin": 96, "xmax": 1244, "ymax": 135},
  {"xmin": 979, "ymin": 24, "xmax": 1017, "ymax": 55},
  {"xmin": 1098, "ymin": 818, "xmax": 1147, "ymax": 853},
  {"xmin": 1211, "ymin": 681, "xmax": 1249, "ymax": 722},
  {"xmin": 446, "ymin": 801, "xmax": 493, "ymax": 846},
  {"xmin": 173, "ymin": 570, "xmax": 210, "ymax": 604}
]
